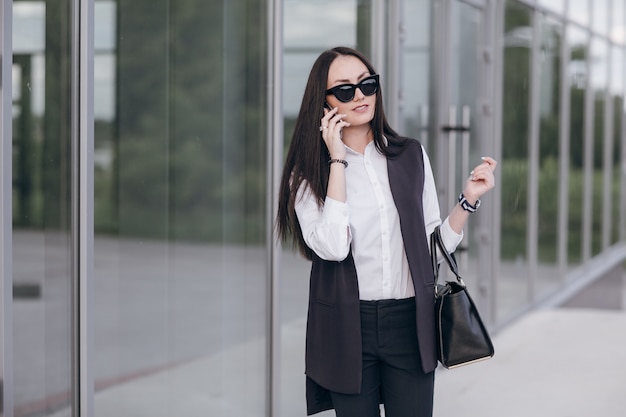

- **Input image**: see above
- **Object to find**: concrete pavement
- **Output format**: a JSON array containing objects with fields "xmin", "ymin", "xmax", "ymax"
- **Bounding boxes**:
[
  {"xmin": 68, "ymin": 306, "xmax": 626, "ymax": 417},
  {"xmin": 433, "ymin": 307, "xmax": 626, "ymax": 417}
]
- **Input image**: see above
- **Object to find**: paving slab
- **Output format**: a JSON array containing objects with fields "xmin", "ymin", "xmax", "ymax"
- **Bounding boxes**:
[{"xmin": 433, "ymin": 308, "xmax": 626, "ymax": 417}]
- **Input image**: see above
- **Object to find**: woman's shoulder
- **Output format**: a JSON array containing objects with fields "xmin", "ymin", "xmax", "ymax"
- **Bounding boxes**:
[{"xmin": 386, "ymin": 135, "xmax": 424, "ymax": 158}]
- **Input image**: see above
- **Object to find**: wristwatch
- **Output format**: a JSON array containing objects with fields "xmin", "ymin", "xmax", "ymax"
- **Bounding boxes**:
[{"xmin": 458, "ymin": 193, "xmax": 480, "ymax": 213}]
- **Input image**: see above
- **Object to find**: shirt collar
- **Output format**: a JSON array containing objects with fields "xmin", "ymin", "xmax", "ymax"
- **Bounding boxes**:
[{"xmin": 344, "ymin": 138, "xmax": 381, "ymax": 156}]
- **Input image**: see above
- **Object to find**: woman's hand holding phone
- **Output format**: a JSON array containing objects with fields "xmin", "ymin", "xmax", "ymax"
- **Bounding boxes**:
[{"xmin": 320, "ymin": 106, "xmax": 350, "ymax": 160}]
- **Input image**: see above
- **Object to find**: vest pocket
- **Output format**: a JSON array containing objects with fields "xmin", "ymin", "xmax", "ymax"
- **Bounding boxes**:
[{"xmin": 313, "ymin": 299, "xmax": 335, "ymax": 308}]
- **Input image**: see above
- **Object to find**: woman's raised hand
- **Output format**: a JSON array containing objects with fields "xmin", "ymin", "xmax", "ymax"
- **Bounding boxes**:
[
  {"xmin": 320, "ymin": 107, "xmax": 350, "ymax": 160},
  {"xmin": 462, "ymin": 156, "xmax": 497, "ymax": 203}
]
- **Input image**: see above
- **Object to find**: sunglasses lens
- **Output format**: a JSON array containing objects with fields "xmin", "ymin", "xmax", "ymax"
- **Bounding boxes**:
[
  {"xmin": 359, "ymin": 78, "xmax": 378, "ymax": 96},
  {"xmin": 334, "ymin": 86, "xmax": 356, "ymax": 102}
]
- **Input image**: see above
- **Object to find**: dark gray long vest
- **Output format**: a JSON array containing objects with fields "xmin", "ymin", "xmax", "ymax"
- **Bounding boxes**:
[{"xmin": 305, "ymin": 139, "xmax": 437, "ymax": 415}]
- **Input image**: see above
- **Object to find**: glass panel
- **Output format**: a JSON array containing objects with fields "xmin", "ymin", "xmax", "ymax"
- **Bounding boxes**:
[
  {"xmin": 611, "ymin": 0, "xmax": 626, "ymax": 44},
  {"xmin": 283, "ymin": 0, "xmax": 371, "ymax": 122},
  {"xmin": 592, "ymin": 0, "xmax": 608, "ymax": 36},
  {"xmin": 281, "ymin": 1, "xmax": 371, "ymax": 415},
  {"xmin": 93, "ymin": 1, "xmax": 269, "ymax": 415},
  {"xmin": 591, "ymin": 38, "xmax": 608, "ymax": 256},
  {"xmin": 445, "ymin": 1, "xmax": 484, "ymax": 295},
  {"xmin": 399, "ymin": 0, "xmax": 432, "ymax": 144},
  {"xmin": 569, "ymin": 0, "xmax": 589, "ymax": 27},
  {"xmin": 611, "ymin": 46, "xmax": 625, "ymax": 244},
  {"xmin": 500, "ymin": 0, "xmax": 533, "ymax": 320},
  {"xmin": 567, "ymin": 26, "xmax": 589, "ymax": 267},
  {"xmin": 537, "ymin": 0, "xmax": 565, "ymax": 14},
  {"xmin": 12, "ymin": 1, "xmax": 75, "ymax": 416},
  {"xmin": 537, "ymin": 16, "xmax": 563, "ymax": 295}
]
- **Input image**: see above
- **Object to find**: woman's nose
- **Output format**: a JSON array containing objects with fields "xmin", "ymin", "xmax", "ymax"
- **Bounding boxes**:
[{"xmin": 353, "ymin": 87, "xmax": 365, "ymax": 101}]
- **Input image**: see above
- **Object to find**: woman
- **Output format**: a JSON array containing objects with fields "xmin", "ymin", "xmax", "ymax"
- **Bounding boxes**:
[{"xmin": 277, "ymin": 46, "xmax": 496, "ymax": 417}]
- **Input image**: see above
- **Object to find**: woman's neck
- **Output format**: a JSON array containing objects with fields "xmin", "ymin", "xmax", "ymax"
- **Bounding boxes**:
[{"xmin": 341, "ymin": 124, "xmax": 374, "ymax": 154}]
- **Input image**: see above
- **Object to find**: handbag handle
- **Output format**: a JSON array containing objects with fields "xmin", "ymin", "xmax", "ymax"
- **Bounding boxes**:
[{"xmin": 430, "ymin": 225, "xmax": 466, "ymax": 288}]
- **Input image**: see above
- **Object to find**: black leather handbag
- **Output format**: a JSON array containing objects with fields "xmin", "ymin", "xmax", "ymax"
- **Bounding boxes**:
[{"xmin": 430, "ymin": 226, "xmax": 494, "ymax": 369}]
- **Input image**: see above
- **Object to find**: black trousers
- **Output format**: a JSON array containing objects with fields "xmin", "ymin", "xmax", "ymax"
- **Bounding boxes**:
[{"xmin": 329, "ymin": 297, "xmax": 434, "ymax": 417}]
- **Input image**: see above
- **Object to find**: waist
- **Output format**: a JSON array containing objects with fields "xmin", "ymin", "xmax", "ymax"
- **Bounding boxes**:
[{"xmin": 359, "ymin": 296, "xmax": 415, "ymax": 311}]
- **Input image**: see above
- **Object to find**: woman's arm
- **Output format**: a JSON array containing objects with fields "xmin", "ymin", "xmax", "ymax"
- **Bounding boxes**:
[
  {"xmin": 423, "ymin": 149, "xmax": 497, "ymax": 253},
  {"xmin": 447, "ymin": 156, "xmax": 497, "ymax": 233},
  {"xmin": 294, "ymin": 182, "xmax": 351, "ymax": 261},
  {"xmin": 321, "ymin": 106, "xmax": 350, "ymax": 203},
  {"xmin": 291, "ymin": 106, "xmax": 352, "ymax": 261}
]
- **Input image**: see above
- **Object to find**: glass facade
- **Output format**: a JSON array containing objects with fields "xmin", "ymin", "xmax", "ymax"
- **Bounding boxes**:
[
  {"xmin": 1, "ymin": 1, "xmax": 625, "ymax": 416},
  {"xmin": 536, "ymin": 14, "xmax": 562, "ymax": 295},
  {"xmin": 12, "ymin": 1, "xmax": 75, "ymax": 416},
  {"xmin": 567, "ymin": 25, "xmax": 589, "ymax": 267},
  {"xmin": 93, "ymin": 1, "xmax": 269, "ymax": 416},
  {"xmin": 500, "ymin": 0, "xmax": 533, "ymax": 318}
]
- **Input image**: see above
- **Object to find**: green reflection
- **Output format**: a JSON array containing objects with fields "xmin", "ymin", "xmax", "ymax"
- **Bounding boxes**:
[
  {"xmin": 567, "ymin": 30, "xmax": 587, "ymax": 265},
  {"xmin": 591, "ymin": 39, "xmax": 607, "ymax": 257},
  {"xmin": 537, "ymin": 17, "xmax": 562, "ymax": 265},
  {"xmin": 94, "ymin": 0, "xmax": 267, "ymax": 244},
  {"xmin": 501, "ymin": 0, "xmax": 531, "ymax": 261}
]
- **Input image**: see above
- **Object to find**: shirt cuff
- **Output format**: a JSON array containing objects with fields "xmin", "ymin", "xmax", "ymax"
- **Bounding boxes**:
[{"xmin": 439, "ymin": 217, "xmax": 464, "ymax": 253}]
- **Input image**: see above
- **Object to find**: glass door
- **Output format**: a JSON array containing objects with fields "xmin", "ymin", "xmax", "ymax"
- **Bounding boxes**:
[
  {"xmin": 434, "ymin": 0, "xmax": 493, "ymax": 317},
  {"xmin": 12, "ymin": 2, "xmax": 76, "ymax": 416},
  {"xmin": 279, "ymin": 3, "xmax": 374, "ymax": 415}
]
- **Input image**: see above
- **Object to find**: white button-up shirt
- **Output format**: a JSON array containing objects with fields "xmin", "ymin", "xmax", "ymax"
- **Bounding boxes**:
[{"xmin": 295, "ymin": 141, "xmax": 462, "ymax": 301}]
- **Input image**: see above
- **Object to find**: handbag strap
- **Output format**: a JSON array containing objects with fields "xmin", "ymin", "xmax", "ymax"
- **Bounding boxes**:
[{"xmin": 430, "ymin": 225, "xmax": 465, "ymax": 287}]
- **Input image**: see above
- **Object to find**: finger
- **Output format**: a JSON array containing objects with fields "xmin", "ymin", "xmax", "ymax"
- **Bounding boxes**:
[
  {"xmin": 326, "ymin": 114, "xmax": 346, "ymax": 134},
  {"xmin": 472, "ymin": 169, "xmax": 493, "ymax": 182},
  {"xmin": 330, "ymin": 119, "xmax": 350, "ymax": 133},
  {"xmin": 321, "ymin": 107, "xmax": 338, "ymax": 123},
  {"xmin": 480, "ymin": 156, "xmax": 498, "ymax": 171},
  {"xmin": 325, "ymin": 116, "xmax": 344, "ymax": 135},
  {"xmin": 329, "ymin": 113, "xmax": 346, "ymax": 125},
  {"xmin": 470, "ymin": 160, "xmax": 495, "ymax": 178},
  {"xmin": 468, "ymin": 170, "xmax": 491, "ymax": 185},
  {"xmin": 474, "ymin": 173, "xmax": 495, "ymax": 188}
]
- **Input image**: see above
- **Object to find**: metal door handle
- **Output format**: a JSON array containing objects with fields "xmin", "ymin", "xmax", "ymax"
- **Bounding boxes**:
[{"xmin": 441, "ymin": 125, "xmax": 470, "ymax": 132}]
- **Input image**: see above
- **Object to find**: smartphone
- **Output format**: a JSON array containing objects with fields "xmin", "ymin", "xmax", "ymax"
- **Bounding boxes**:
[{"xmin": 324, "ymin": 100, "xmax": 332, "ymax": 111}]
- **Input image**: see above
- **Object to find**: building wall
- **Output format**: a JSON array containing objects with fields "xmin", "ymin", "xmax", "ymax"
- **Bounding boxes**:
[{"xmin": 1, "ymin": 0, "xmax": 625, "ymax": 416}]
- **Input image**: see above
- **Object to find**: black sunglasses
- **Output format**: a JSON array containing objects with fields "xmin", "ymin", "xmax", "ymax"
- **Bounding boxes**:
[{"xmin": 325, "ymin": 74, "xmax": 379, "ymax": 103}]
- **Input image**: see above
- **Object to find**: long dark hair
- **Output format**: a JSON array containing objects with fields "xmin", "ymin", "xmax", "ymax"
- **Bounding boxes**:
[{"xmin": 276, "ymin": 46, "xmax": 406, "ymax": 259}]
